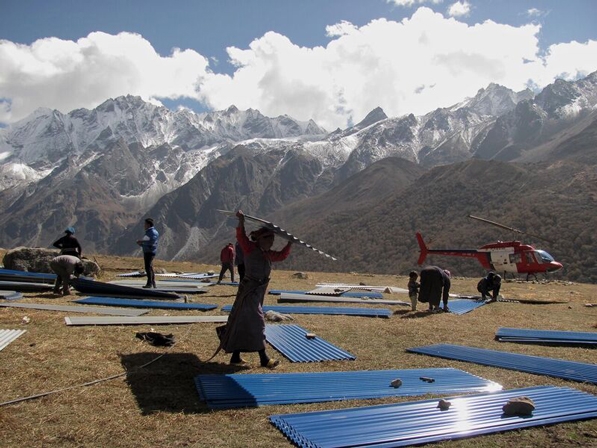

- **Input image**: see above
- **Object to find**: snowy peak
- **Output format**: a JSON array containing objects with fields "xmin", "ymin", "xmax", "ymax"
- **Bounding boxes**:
[{"xmin": 458, "ymin": 83, "xmax": 533, "ymax": 116}]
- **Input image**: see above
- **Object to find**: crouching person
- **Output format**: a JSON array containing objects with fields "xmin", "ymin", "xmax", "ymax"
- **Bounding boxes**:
[{"xmin": 50, "ymin": 255, "xmax": 84, "ymax": 296}]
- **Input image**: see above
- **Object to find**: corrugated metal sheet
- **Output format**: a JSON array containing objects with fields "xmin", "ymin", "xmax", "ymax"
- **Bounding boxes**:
[
  {"xmin": 0, "ymin": 301, "xmax": 148, "ymax": 316},
  {"xmin": 0, "ymin": 329, "xmax": 27, "ymax": 352},
  {"xmin": 221, "ymin": 305, "xmax": 392, "ymax": 318},
  {"xmin": 270, "ymin": 386, "xmax": 597, "ymax": 448},
  {"xmin": 316, "ymin": 283, "xmax": 410, "ymax": 294},
  {"xmin": 278, "ymin": 293, "xmax": 409, "ymax": 306},
  {"xmin": 75, "ymin": 296, "xmax": 217, "ymax": 311},
  {"xmin": 269, "ymin": 290, "xmax": 384, "ymax": 299},
  {"xmin": 264, "ymin": 324, "xmax": 355, "ymax": 362},
  {"xmin": 0, "ymin": 291, "xmax": 23, "ymax": 300},
  {"xmin": 108, "ymin": 280, "xmax": 208, "ymax": 294},
  {"xmin": 496, "ymin": 327, "xmax": 597, "ymax": 345},
  {"xmin": 72, "ymin": 278, "xmax": 182, "ymax": 299},
  {"xmin": 64, "ymin": 315, "xmax": 228, "ymax": 326},
  {"xmin": 446, "ymin": 299, "xmax": 488, "ymax": 315},
  {"xmin": 407, "ymin": 343, "xmax": 597, "ymax": 384},
  {"xmin": 0, "ymin": 281, "xmax": 54, "ymax": 292},
  {"xmin": 195, "ymin": 367, "xmax": 502, "ymax": 409},
  {"xmin": 0, "ymin": 268, "xmax": 56, "ymax": 283}
]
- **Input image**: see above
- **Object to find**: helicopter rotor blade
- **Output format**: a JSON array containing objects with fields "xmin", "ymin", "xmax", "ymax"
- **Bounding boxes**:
[{"xmin": 468, "ymin": 215, "xmax": 553, "ymax": 244}]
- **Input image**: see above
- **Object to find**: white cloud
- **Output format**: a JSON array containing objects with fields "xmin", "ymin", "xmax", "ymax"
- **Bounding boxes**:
[
  {"xmin": 447, "ymin": 1, "xmax": 471, "ymax": 17},
  {"xmin": 387, "ymin": 0, "xmax": 443, "ymax": 7},
  {"xmin": 0, "ymin": 32, "xmax": 210, "ymax": 123},
  {"xmin": 1, "ymin": 7, "xmax": 597, "ymax": 130},
  {"xmin": 527, "ymin": 8, "xmax": 543, "ymax": 17}
]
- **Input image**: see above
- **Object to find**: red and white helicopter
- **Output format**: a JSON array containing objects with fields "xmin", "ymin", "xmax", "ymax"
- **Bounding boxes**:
[{"xmin": 416, "ymin": 215, "xmax": 563, "ymax": 279}]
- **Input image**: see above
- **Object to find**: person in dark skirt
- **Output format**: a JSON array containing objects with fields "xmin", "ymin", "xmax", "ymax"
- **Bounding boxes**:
[
  {"xmin": 220, "ymin": 210, "xmax": 292, "ymax": 368},
  {"xmin": 418, "ymin": 265, "xmax": 451, "ymax": 312}
]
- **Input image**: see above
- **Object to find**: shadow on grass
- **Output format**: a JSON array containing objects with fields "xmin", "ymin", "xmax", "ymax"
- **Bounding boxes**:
[
  {"xmin": 120, "ymin": 352, "xmax": 250, "ymax": 415},
  {"xmin": 397, "ymin": 310, "xmax": 435, "ymax": 319}
]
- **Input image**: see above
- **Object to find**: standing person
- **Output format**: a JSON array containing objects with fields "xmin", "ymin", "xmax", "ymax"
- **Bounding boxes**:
[
  {"xmin": 418, "ymin": 266, "xmax": 451, "ymax": 313},
  {"xmin": 235, "ymin": 241, "xmax": 245, "ymax": 283},
  {"xmin": 408, "ymin": 270, "xmax": 420, "ymax": 311},
  {"xmin": 477, "ymin": 272, "xmax": 502, "ymax": 302},
  {"xmin": 219, "ymin": 210, "xmax": 292, "ymax": 368},
  {"xmin": 50, "ymin": 255, "xmax": 84, "ymax": 296},
  {"xmin": 52, "ymin": 227, "xmax": 82, "ymax": 258},
  {"xmin": 217, "ymin": 243, "xmax": 235, "ymax": 284},
  {"xmin": 136, "ymin": 218, "xmax": 159, "ymax": 289}
]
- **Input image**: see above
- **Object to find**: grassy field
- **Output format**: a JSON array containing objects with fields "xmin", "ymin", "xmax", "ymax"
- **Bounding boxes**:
[{"xmin": 1, "ymin": 253, "xmax": 597, "ymax": 448}]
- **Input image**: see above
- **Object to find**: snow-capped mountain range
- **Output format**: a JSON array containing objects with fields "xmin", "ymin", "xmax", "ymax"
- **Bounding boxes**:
[{"xmin": 0, "ymin": 71, "xmax": 596, "ymax": 259}]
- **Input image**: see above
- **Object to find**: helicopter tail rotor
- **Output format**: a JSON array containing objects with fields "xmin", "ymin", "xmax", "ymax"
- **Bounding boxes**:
[{"xmin": 416, "ymin": 232, "xmax": 429, "ymax": 266}]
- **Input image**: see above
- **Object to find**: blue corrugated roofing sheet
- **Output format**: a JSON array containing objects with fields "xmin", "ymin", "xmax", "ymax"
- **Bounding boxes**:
[
  {"xmin": 446, "ymin": 298, "xmax": 488, "ymax": 315},
  {"xmin": 496, "ymin": 327, "xmax": 597, "ymax": 345},
  {"xmin": 0, "ymin": 268, "xmax": 56, "ymax": 282},
  {"xmin": 195, "ymin": 367, "xmax": 501, "ymax": 409},
  {"xmin": 264, "ymin": 324, "xmax": 355, "ymax": 362},
  {"xmin": 221, "ymin": 304, "xmax": 391, "ymax": 318},
  {"xmin": 407, "ymin": 343, "xmax": 597, "ymax": 384},
  {"xmin": 75, "ymin": 296, "xmax": 217, "ymax": 311},
  {"xmin": 270, "ymin": 386, "xmax": 597, "ymax": 448}
]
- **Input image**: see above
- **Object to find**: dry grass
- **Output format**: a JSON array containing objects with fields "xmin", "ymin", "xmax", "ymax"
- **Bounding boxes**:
[{"xmin": 1, "ymin": 253, "xmax": 597, "ymax": 448}]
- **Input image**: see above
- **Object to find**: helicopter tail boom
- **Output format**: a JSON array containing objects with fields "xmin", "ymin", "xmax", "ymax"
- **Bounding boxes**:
[{"xmin": 416, "ymin": 232, "xmax": 428, "ymax": 265}]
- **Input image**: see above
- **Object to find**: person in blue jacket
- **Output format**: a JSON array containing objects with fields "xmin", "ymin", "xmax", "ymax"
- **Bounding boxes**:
[{"xmin": 136, "ymin": 218, "xmax": 159, "ymax": 288}]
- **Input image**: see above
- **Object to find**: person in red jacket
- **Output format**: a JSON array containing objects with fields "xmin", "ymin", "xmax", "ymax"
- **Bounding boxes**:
[
  {"xmin": 217, "ymin": 242, "xmax": 235, "ymax": 284},
  {"xmin": 219, "ymin": 210, "xmax": 292, "ymax": 368}
]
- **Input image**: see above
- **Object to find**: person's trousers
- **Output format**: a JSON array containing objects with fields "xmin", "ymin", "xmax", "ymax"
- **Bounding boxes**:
[
  {"xmin": 143, "ymin": 252, "xmax": 156, "ymax": 286},
  {"xmin": 218, "ymin": 262, "xmax": 234, "ymax": 282}
]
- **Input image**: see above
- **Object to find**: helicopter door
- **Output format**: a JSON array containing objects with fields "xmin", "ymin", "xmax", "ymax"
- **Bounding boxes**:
[{"xmin": 489, "ymin": 250, "xmax": 516, "ymax": 273}]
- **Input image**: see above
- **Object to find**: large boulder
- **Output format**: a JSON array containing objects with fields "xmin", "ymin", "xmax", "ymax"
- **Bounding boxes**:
[{"xmin": 2, "ymin": 247, "xmax": 101, "ymax": 277}]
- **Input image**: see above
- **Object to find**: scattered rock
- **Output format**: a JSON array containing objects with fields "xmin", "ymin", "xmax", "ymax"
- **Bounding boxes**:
[
  {"xmin": 293, "ymin": 272, "xmax": 308, "ymax": 279},
  {"xmin": 305, "ymin": 333, "xmax": 316, "ymax": 339},
  {"xmin": 502, "ymin": 396, "xmax": 535, "ymax": 416},
  {"xmin": 265, "ymin": 310, "xmax": 294, "ymax": 322},
  {"xmin": 390, "ymin": 378, "xmax": 402, "ymax": 388},
  {"xmin": 437, "ymin": 399, "xmax": 451, "ymax": 411}
]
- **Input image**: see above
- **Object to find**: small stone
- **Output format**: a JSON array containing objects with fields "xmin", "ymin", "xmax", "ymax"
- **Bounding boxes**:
[
  {"xmin": 390, "ymin": 378, "xmax": 402, "ymax": 388},
  {"xmin": 437, "ymin": 399, "xmax": 451, "ymax": 411},
  {"xmin": 502, "ymin": 396, "xmax": 535, "ymax": 416}
]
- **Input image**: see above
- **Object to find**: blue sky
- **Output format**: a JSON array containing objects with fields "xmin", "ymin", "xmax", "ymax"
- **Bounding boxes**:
[{"xmin": 1, "ymin": 0, "xmax": 596, "ymax": 130}]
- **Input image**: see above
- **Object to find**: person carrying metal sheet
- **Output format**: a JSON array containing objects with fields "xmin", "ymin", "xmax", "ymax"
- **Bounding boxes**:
[{"xmin": 218, "ymin": 210, "xmax": 292, "ymax": 369}]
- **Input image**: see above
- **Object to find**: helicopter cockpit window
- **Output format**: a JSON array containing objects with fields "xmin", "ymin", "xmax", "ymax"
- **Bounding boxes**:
[
  {"xmin": 535, "ymin": 250, "xmax": 555, "ymax": 263},
  {"xmin": 525, "ymin": 252, "xmax": 536, "ymax": 264},
  {"xmin": 509, "ymin": 253, "xmax": 522, "ymax": 264}
]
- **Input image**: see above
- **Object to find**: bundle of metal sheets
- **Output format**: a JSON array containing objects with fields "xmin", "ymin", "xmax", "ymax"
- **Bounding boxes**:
[
  {"xmin": 221, "ymin": 304, "xmax": 392, "ymax": 318},
  {"xmin": 496, "ymin": 327, "xmax": 597, "ymax": 345},
  {"xmin": 269, "ymin": 386, "xmax": 597, "ymax": 448},
  {"xmin": 0, "ymin": 301, "xmax": 148, "ymax": 316},
  {"xmin": 0, "ymin": 268, "xmax": 56, "ymax": 284},
  {"xmin": 0, "ymin": 291, "xmax": 23, "ymax": 300},
  {"xmin": 195, "ymin": 367, "xmax": 501, "ymax": 409},
  {"xmin": 264, "ymin": 324, "xmax": 355, "ymax": 362},
  {"xmin": 277, "ymin": 293, "xmax": 409, "ymax": 306},
  {"xmin": 407, "ymin": 343, "xmax": 597, "ymax": 384},
  {"xmin": 269, "ymin": 289, "xmax": 384, "ymax": 299},
  {"xmin": 75, "ymin": 296, "xmax": 218, "ymax": 311},
  {"xmin": 72, "ymin": 278, "xmax": 182, "ymax": 300}
]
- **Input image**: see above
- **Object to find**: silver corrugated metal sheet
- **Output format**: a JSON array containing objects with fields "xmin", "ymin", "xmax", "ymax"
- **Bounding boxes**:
[
  {"xmin": 316, "ymin": 283, "xmax": 409, "ymax": 294},
  {"xmin": 278, "ymin": 293, "xmax": 409, "ymax": 306},
  {"xmin": 108, "ymin": 280, "xmax": 208, "ymax": 294},
  {"xmin": 221, "ymin": 304, "xmax": 392, "ymax": 318},
  {"xmin": 264, "ymin": 324, "xmax": 355, "ymax": 362},
  {"xmin": 0, "ymin": 301, "xmax": 148, "ymax": 316},
  {"xmin": 407, "ymin": 343, "xmax": 597, "ymax": 384},
  {"xmin": 64, "ymin": 315, "xmax": 228, "ymax": 326},
  {"xmin": 195, "ymin": 367, "xmax": 502, "ymax": 409},
  {"xmin": 75, "ymin": 296, "xmax": 217, "ymax": 311},
  {"xmin": 0, "ymin": 329, "xmax": 27, "ymax": 351},
  {"xmin": 0, "ymin": 291, "xmax": 23, "ymax": 300},
  {"xmin": 270, "ymin": 386, "xmax": 597, "ymax": 448},
  {"xmin": 496, "ymin": 327, "xmax": 597, "ymax": 345},
  {"xmin": 446, "ymin": 298, "xmax": 488, "ymax": 315}
]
